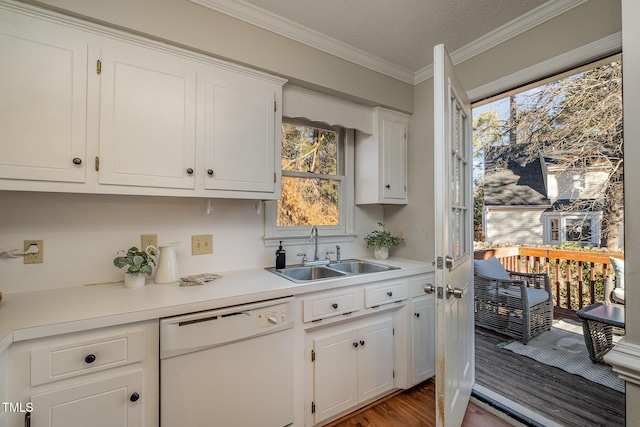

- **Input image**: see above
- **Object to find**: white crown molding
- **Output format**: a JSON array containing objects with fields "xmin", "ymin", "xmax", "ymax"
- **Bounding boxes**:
[
  {"xmin": 192, "ymin": 0, "xmax": 588, "ymax": 86},
  {"xmin": 414, "ymin": 0, "xmax": 589, "ymax": 84},
  {"xmin": 190, "ymin": 0, "xmax": 415, "ymax": 84},
  {"xmin": 467, "ymin": 32, "xmax": 622, "ymax": 102}
]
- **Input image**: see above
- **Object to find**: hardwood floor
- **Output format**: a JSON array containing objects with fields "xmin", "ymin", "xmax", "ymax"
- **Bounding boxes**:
[{"xmin": 326, "ymin": 379, "xmax": 512, "ymax": 427}]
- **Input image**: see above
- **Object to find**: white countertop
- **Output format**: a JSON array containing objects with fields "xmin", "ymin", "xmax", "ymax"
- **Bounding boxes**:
[{"xmin": 0, "ymin": 257, "xmax": 432, "ymax": 351}]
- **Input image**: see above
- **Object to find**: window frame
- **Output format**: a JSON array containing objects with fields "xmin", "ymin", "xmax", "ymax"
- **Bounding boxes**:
[
  {"xmin": 264, "ymin": 118, "xmax": 355, "ymax": 246},
  {"xmin": 543, "ymin": 212, "xmax": 602, "ymax": 246}
]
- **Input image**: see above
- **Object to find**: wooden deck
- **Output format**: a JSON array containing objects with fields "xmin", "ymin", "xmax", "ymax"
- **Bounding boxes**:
[{"xmin": 475, "ymin": 307, "xmax": 625, "ymax": 426}]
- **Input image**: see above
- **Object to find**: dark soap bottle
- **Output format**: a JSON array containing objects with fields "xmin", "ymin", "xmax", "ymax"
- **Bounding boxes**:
[{"xmin": 276, "ymin": 241, "xmax": 286, "ymax": 269}]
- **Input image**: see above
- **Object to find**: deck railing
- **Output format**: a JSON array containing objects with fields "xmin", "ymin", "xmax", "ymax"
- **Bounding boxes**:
[{"xmin": 474, "ymin": 247, "xmax": 624, "ymax": 311}]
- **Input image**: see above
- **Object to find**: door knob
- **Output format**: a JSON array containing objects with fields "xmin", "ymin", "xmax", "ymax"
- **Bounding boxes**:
[
  {"xmin": 423, "ymin": 284, "xmax": 434, "ymax": 294},
  {"xmin": 207, "ymin": 169, "xmax": 214, "ymax": 176},
  {"xmin": 446, "ymin": 284, "xmax": 463, "ymax": 299},
  {"xmin": 72, "ymin": 157, "xmax": 82, "ymax": 165}
]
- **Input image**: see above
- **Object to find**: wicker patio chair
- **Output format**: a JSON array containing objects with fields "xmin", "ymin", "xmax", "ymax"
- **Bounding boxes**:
[{"xmin": 474, "ymin": 257, "xmax": 553, "ymax": 344}]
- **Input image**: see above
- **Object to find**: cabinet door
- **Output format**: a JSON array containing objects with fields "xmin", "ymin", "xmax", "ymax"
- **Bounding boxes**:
[
  {"xmin": 412, "ymin": 297, "xmax": 436, "ymax": 384},
  {"xmin": 381, "ymin": 117, "xmax": 407, "ymax": 201},
  {"xmin": 98, "ymin": 47, "xmax": 196, "ymax": 189},
  {"xmin": 313, "ymin": 329, "xmax": 358, "ymax": 424},
  {"xmin": 203, "ymin": 70, "xmax": 276, "ymax": 192},
  {"xmin": 0, "ymin": 13, "xmax": 87, "ymax": 183},
  {"xmin": 357, "ymin": 319, "xmax": 394, "ymax": 402},
  {"xmin": 30, "ymin": 371, "xmax": 142, "ymax": 427}
]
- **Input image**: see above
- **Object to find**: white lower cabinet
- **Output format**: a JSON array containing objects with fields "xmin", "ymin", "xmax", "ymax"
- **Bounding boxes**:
[
  {"xmin": 5, "ymin": 321, "xmax": 158, "ymax": 427},
  {"xmin": 410, "ymin": 274, "xmax": 436, "ymax": 385},
  {"xmin": 411, "ymin": 296, "xmax": 435, "ymax": 384},
  {"xmin": 30, "ymin": 371, "xmax": 143, "ymax": 427},
  {"xmin": 311, "ymin": 318, "xmax": 394, "ymax": 425}
]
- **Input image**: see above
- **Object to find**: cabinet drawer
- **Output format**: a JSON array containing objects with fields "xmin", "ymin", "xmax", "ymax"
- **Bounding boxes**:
[
  {"xmin": 303, "ymin": 289, "xmax": 361, "ymax": 322},
  {"xmin": 31, "ymin": 330, "xmax": 144, "ymax": 386},
  {"xmin": 365, "ymin": 281, "xmax": 408, "ymax": 308},
  {"xmin": 411, "ymin": 273, "xmax": 436, "ymax": 298}
]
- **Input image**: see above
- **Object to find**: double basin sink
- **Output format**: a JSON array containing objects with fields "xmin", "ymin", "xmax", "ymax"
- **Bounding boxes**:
[{"xmin": 267, "ymin": 259, "xmax": 399, "ymax": 283}]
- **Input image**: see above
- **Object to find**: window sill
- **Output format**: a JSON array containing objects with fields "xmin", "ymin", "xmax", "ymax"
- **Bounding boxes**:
[{"xmin": 263, "ymin": 233, "xmax": 357, "ymax": 247}]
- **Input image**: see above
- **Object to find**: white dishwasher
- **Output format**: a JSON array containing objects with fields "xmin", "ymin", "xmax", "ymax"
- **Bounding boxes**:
[{"xmin": 160, "ymin": 297, "xmax": 294, "ymax": 427}]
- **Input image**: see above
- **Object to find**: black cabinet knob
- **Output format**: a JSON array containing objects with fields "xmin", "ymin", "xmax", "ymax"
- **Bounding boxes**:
[
  {"xmin": 359, "ymin": 340, "xmax": 365, "ymax": 346},
  {"xmin": 186, "ymin": 168, "xmax": 194, "ymax": 175},
  {"xmin": 130, "ymin": 392, "xmax": 140, "ymax": 402},
  {"xmin": 353, "ymin": 342, "xmax": 358, "ymax": 348},
  {"xmin": 385, "ymin": 184, "xmax": 391, "ymax": 189},
  {"xmin": 207, "ymin": 169, "xmax": 214, "ymax": 176},
  {"xmin": 332, "ymin": 303, "xmax": 338, "ymax": 309},
  {"xmin": 72, "ymin": 157, "xmax": 82, "ymax": 165},
  {"xmin": 415, "ymin": 312, "xmax": 420, "ymax": 318},
  {"xmin": 387, "ymin": 291, "xmax": 393, "ymax": 297},
  {"xmin": 84, "ymin": 354, "xmax": 96, "ymax": 364}
]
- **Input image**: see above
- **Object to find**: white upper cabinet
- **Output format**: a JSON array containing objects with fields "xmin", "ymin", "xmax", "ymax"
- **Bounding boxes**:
[
  {"xmin": 355, "ymin": 107, "xmax": 409, "ymax": 204},
  {"xmin": 0, "ymin": 10, "xmax": 87, "ymax": 184},
  {"xmin": 0, "ymin": 2, "xmax": 285, "ymax": 199},
  {"xmin": 203, "ymin": 68, "xmax": 278, "ymax": 193},
  {"xmin": 98, "ymin": 46, "xmax": 197, "ymax": 189}
]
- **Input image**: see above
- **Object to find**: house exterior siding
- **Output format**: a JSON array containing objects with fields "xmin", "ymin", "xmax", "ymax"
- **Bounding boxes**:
[
  {"xmin": 546, "ymin": 168, "xmax": 609, "ymax": 202},
  {"xmin": 484, "ymin": 206, "xmax": 546, "ymax": 245}
]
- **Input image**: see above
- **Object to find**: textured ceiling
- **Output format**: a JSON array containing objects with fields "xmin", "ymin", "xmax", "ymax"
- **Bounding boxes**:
[{"xmin": 241, "ymin": 0, "xmax": 549, "ymax": 72}]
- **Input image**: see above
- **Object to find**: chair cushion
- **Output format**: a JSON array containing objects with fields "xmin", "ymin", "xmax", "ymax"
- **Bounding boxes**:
[
  {"xmin": 473, "ymin": 256, "xmax": 511, "ymax": 280},
  {"xmin": 474, "ymin": 256, "xmax": 510, "ymax": 280},
  {"xmin": 611, "ymin": 287, "xmax": 625, "ymax": 304},
  {"xmin": 500, "ymin": 287, "xmax": 550, "ymax": 307},
  {"xmin": 610, "ymin": 257, "xmax": 625, "ymax": 289}
]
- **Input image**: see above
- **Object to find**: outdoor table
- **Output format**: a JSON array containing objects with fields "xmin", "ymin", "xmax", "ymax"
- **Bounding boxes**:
[{"xmin": 576, "ymin": 301, "xmax": 625, "ymax": 363}]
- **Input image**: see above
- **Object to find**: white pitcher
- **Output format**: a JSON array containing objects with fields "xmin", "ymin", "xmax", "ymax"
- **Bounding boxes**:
[{"xmin": 147, "ymin": 242, "xmax": 180, "ymax": 284}]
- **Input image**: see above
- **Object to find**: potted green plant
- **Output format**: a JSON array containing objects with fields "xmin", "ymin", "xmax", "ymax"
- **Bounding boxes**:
[
  {"xmin": 364, "ymin": 222, "xmax": 405, "ymax": 260},
  {"xmin": 113, "ymin": 246, "xmax": 157, "ymax": 288}
]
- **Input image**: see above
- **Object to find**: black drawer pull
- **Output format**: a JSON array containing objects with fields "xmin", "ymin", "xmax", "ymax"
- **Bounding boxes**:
[
  {"xmin": 332, "ymin": 303, "xmax": 339, "ymax": 309},
  {"xmin": 84, "ymin": 354, "xmax": 96, "ymax": 364}
]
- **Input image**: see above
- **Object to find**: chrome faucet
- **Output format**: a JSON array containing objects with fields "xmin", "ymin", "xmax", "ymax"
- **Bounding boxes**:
[{"xmin": 309, "ymin": 225, "xmax": 320, "ymax": 262}]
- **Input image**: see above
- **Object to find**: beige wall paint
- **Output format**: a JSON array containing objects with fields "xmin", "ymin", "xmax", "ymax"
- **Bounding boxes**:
[
  {"xmin": 384, "ymin": 78, "xmax": 435, "ymax": 262},
  {"xmin": 0, "ymin": 191, "xmax": 381, "ymax": 293},
  {"xmin": 456, "ymin": 0, "xmax": 622, "ymax": 94},
  {"xmin": 23, "ymin": 0, "xmax": 413, "ymax": 112}
]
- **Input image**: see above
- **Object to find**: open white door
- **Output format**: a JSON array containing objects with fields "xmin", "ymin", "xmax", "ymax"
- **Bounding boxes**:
[{"xmin": 433, "ymin": 44, "xmax": 474, "ymax": 427}]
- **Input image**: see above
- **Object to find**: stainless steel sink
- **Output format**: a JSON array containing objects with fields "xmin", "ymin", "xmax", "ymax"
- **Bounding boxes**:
[
  {"xmin": 267, "ymin": 259, "xmax": 399, "ymax": 283},
  {"xmin": 328, "ymin": 260, "xmax": 398, "ymax": 274},
  {"xmin": 268, "ymin": 265, "xmax": 346, "ymax": 283}
]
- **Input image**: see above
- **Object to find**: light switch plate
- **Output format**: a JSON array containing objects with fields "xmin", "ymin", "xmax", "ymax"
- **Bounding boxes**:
[{"xmin": 191, "ymin": 234, "xmax": 213, "ymax": 255}]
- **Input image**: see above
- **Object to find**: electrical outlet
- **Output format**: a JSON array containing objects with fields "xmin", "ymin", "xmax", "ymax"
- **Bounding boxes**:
[
  {"xmin": 191, "ymin": 234, "xmax": 213, "ymax": 255},
  {"xmin": 24, "ymin": 240, "xmax": 43, "ymax": 264},
  {"xmin": 141, "ymin": 234, "xmax": 158, "ymax": 250}
]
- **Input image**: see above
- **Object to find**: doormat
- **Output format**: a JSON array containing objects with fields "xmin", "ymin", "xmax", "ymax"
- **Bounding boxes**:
[{"xmin": 498, "ymin": 319, "xmax": 625, "ymax": 393}]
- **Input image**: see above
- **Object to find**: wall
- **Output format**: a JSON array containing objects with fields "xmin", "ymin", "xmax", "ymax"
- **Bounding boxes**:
[
  {"xmin": 385, "ymin": 0, "xmax": 622, "ymax": 264},
  {"xmin": 0, "ymin": 191, "xmax": 381, "ymax": 293},
  {"xmin": 22, "ymin": 0, "xmax": 413, "ymax": 113},
  {"xmin": 484, "ymin": 208, "xmax": 544, "ymax": 245}
]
